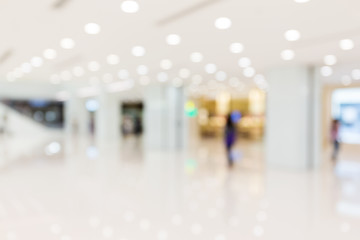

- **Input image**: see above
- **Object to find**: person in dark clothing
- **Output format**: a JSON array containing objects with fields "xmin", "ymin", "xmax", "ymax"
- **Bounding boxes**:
[
  {"xmin": 224, "ymin": 114, "xmax": 236, "ymax": 167},
  {"xmin": 134, "ymin": 118, "xmax": 142, "ymax": 136},
  {"xmin": 331, "ymin": 119, "xmax": 341, "ymax": 160}
]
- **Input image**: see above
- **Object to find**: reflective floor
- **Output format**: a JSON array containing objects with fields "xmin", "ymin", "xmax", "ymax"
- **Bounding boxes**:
[{"xmin": 0, "ymin": 134, "xmax": 359, "ymax": 240}]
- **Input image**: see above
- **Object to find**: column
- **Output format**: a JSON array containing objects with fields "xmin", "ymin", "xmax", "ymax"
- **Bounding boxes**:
[
  {"xmin": 95, "ymin": 92, "xmax": 121, "ymax": 142},
  {"xmin": 143, "ymin": 86, "xmax": 187, "ymax": 150},
  {"xmin": 265, "ymin": 66, "xmax": 322, "ymax": 169},
  {"xmin": 167, "ymin": 87, "xmax": 188, "ymax": 150},
  {"xmin": 65, "ymin": 96, "xmax": 90, "ymax": 136}
]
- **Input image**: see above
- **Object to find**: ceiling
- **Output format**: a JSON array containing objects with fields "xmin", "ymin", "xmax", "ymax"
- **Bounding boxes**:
[{"xmin": 1, "ymin": 0, "xmax": 360, "ymax": 99}]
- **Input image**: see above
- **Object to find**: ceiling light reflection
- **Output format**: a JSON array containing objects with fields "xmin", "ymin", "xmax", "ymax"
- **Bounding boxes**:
[
  {"xmin": 284, "ymin": 29, "xmax": 301, "ymax": 42},
  {"xmin": 190, "ymin": 52, "xmax": 203, "ymax": 63},
  {"xmin": 132, "ymin": 46, "xmax": 146, "ymax": 57},
  {"xmin": 230, "ymin": 43, "xmax": 244, "ymax": 54},
  {"xmin": 205, "ymin": 63, "xmax": 217, "ymax": 74},
  {"xmin": 60, "ymin": 38, "xmax": 75, "ymax": 49},
  {"xmin": 339, "ymin": 39, "xmax": 354, "ymax": 51},
  {"xmin": 107, "ymin": 54, "xmax": 120, "ymax": 65},
  {"xmin": 84, "ymin": 23, "xmax": 101, "ymax": 35},
  {"xmin": 215, "ymin": 17, "xmax": 232, "ymax": 30},
  {"xmin": 324, "ymin": 55, "xmax": 337, "ymax": 65},
  {"xmin": 166, "ymin": 34, "xmax": 181, "ymax": 45},
  {"xmin": 121, "ymin": 0, "xmax": 139, "ymax": 13}
]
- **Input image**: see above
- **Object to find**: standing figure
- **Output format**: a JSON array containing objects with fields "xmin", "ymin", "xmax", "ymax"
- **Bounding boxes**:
[
  {"xmin": 224, "ymin": 114, "xmax": 236, "ymax": 167},
  {"xmin": 331, "ymin": 119, "xmax": 341, "ymax": 160}
]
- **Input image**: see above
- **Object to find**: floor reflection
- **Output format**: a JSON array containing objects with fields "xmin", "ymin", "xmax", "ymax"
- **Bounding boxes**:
[{"xmin": 0, "ymin": 134, "xmax": 359, "ymax": 239}]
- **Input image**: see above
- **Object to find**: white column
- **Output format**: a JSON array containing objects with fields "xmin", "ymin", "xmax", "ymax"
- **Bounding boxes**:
[
  {"xmin": 95, "ymin": 92, "xmax": 121, "ymax": 142},
  {"xmin": 144, "ymin": 86, "xmax": 187, "ymax": 150},
  {"xmin": 167, "ymin": 87, "xmax": 187, "ymax": 149},
  {"xmin": 265, "ymin": 66, "xmax": 322, "ymax": 169},
  {"xmin": 310, "ymin": 68, "xmax": 323, "ymax": 168},
  {"xmin": 65, "ymin": 96, "xmax": 89, "ymax": 136}
]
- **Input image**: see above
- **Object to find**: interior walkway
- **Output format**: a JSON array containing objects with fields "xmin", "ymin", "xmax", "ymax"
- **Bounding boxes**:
[{"xmin": 0, "ymin": 135, "xmax": 359, "ymax": 240}]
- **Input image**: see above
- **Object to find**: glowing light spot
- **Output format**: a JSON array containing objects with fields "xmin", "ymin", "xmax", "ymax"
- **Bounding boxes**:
[
  {"xmin": 190, "ymin": 52, "xmax": 203, "ymax": 63},
  {"xmin": 46, "ymin": 142, "xmax": 61, "ymax": 155},
  {"xmin": 121, "ymin": 0, "xmax": 139, "ymax": 13},
  {"xmin": 166, "ymin": 34, "xmax": 181, "ymax": 45},
  {"xmin": 215, "ymin": 17, "xmax": 232, "ymax": 30},
  {"xmin": 185, "ymin": 101, "xmax": 198, "ymax": 118},
  {"xmin": 84, "ymin": 23, "xmax": 101, "ymax": 35}
]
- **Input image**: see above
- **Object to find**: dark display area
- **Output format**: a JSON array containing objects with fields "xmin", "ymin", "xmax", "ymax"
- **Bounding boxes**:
[
  {"xmin": 122, "ymin": 102, "xmax": 143, "ymax": 136},
  {"xmin": 2, "ymin": 100, "xmax": 64, "ymax": 128}
]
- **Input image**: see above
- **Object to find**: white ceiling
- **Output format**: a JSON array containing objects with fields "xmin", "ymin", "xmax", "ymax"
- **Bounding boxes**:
[{"xmin": 1, "ymin": 0, "xmax": 360, "ymax": 98}]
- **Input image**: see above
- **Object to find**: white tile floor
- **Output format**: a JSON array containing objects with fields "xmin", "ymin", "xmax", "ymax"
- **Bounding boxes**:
[{"xmin": 0, "ymin": 134, "xmax": 359, "ymax": 240}]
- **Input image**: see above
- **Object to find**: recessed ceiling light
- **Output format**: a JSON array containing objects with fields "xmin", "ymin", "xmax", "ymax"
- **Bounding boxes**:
[
  {"xmin": 339, "ymin": 39, "xmax": 354, "ymax": 50},
  {"xmin": 294, "ymin": 0, "xmax": 310, "ymax": 3},
  {"xmin": 281, "ymin": 49, "xmax": 295, "ymax": 60},
  {"xmin": 229, "ymin": 43, "xmax": 244, "ymax": 54},
  {"xmin": 31, "ymin": 57, "xmax": 43, "ymax": 67},
  {"xmin": 21, "ymin": 62, "xmax": 32, "ymax": 73},
  {"xmin": 118, "ymin": 69, "xmax": 130, "ymax": 80},
  {"xmin": 121, "ymin": 0, "xmax": 139, "ymax": 13},
  {"xmin": 60, "ymin": 38, "xmax": 75, "ymax": 49},
  {"xmin": 73, "ymin": 66, "xmax": 85, "ymax": 77},
  {"xmin": 243, "ymin": 67, "xmax": 255, "ymax": 78},
  {"xmin": 137, "ymin": 65, "xmax": 148, "ymax": 75},
  {"xmin": 160, "ymin": 59, "xmax": 173, "ymax": 70},
  {"xmin": 320, "ymin": 66, "xmax": 333, "ymax": 77},
  {"xmin": 284, "ymin": 30, "xmax": 301, "ymax": 42},
  {"xmin": 205, "ymin": 63, "xmax": 217, "ymax": 74},
  {"xmin": 215, "ymin": 17, "xmax": 232, "ymax": 30},
  {"xmin": 238, "ymin": 57, "xmax": 251, "ymax": 68},
  {"xmin": 84, "ymin": 23, "xmax": 101, "ymax": 35},
  {"xmin": 88, "ymin": 61, "xmax": 100, "ymax": 72},
  {"xmin": 43, "ymin": 49, "xmax": 57, "ymax": 60},
  {"xmin": 324, "ymin": 55, "xmax": 337, "ymax": 65},
  {"xmin": 179, "ymin": 68, "xmax": 191, "ymax": 79},
  {"xmin": 190, "ymin": 52, "xmax": 203, "ymax": 63},
  {"xmin": 341, "ymin": 75, "xmax": 352, "ymax": 86},
  {"xmin": 215, "ymin": 71, "xmax": 227, "ymax": 81},
  {"xmin": 166, "ymin": 34, "xmax": 181, "ymax": 45},
  {"xmin": 351, "ymin": 69, "xmax": 360, "ymax": 80},
  {"xmin": 132, "ymin": 46, "xmax": 145, "ymax": 57},
  {"xmin": 157, "ymin": 72, "xmax": 168, "ymax": 82},
  {"xmin": 107, "ymin": 54, "xmax": 120, "ymax": 65}
]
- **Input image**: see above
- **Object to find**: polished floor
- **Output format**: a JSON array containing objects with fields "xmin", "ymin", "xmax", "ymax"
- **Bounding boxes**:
[{"xmin": 0, "ymin": 134, "xmax": 359, "ymax": 240}]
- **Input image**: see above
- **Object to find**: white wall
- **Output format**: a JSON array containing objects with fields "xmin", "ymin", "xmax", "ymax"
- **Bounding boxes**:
[
  {"xmin": 144, "ymin": 86, "xmax": 188, "ymax": 150},
  {"xmin": 266, "ymin": 66, "xmax": 322, "ymax": 169}
]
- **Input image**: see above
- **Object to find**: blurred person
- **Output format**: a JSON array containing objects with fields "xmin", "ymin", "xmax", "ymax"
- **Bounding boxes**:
[
  {"xmin": 224, "ymin": 114, "xmax": 236, "ymax": 167},
  {"xmin": 0, "ymin": 113, "xmax": 6, "ymax": 134},
  {"xmin": 331, "ymin": 119, "xmax": 341, "ymax": 160},
  {"xmin": 134, "ymin": 118, "xmax": 142, "ymax": 136},
  {"xmin": 3, "ymin": 113, "xmax": 8, "ymax": 134},
  {"xmin": 122, "ymin": 116, "xmax": 134, "ymax": 136}
]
